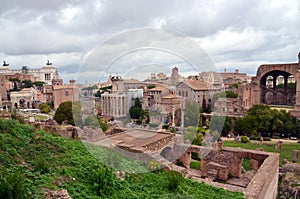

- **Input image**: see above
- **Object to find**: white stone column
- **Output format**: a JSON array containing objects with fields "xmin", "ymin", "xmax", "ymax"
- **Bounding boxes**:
[{"xmin": 172, "ymin": 107, "xmax": 175, "ymax": 127}]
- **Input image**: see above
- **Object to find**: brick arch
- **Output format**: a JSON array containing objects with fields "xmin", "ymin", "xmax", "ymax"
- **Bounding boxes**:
[
  {"xmin": 256, "ymin": 63, "xmax": 298, "ymax": 80},
  {"xmin": 257, "ymin": 65, "xmax": 298, "ymax": 105}
]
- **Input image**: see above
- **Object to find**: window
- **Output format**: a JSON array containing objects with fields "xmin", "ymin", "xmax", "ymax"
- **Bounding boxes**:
[{"xmin": 65, "ymin": 91, "xmax": 69, "ymax": 96}]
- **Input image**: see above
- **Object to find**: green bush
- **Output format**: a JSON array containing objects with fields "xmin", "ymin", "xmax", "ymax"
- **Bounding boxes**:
[
  {"xmin": 54, "ymin": 101, "xmax": 82, "ymax": 126},
  {"xmin": 0, "ymin": 168, "xmax": 29, "ymax": 199},
  {"xmin": 89, "ymin": 165, "xmax": 121, "ymax": 196},
  {"xmin": 99, "ymin": 119, "xmax": 108, "ymax": 132},
  {"xmin": 241, "ymin": 136, "xmax": 249, "ymax": 143},
  {"xmin": 149, "ymin": 123, "xmax": 159, "ymax": 128},
  {"xmin": 34, "ymin": 157, "xmax": 50, "ymax": 174},
  {"xmin": 166, "ymin": 171, "xmax": 182, "ymax": 191},
  {"xmin": 170, "ymin": 128, "xmax": 176, "ymax": 133},
  {"xmin": 38, "ymin": 103, "xmax": 51, "ymax": 113},
  {"xmin": 162, "ymin": 124, "xmax": 169, "ymax": 129},
  {"xmin": 263, "ymin": 137, "xmax": 271, "ymax": 141}
]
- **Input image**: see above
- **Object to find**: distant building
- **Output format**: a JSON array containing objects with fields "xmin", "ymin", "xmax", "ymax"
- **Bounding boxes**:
[
  {"xmin": 10, "ymin": 87, "xmax": 38, "ymax": 109},
  {"xmin": 0, "ymin": 62, "xmax": 58, "ymax": 85},
  {"xmin": 214, "ymin": 98, "xmax": 244, "ymax": 117},
  {"xmin": 176, "ymin": 79, "xmax": 220, "ymax": 109},
  {"xmin": 101, "ymin": 76, "xmax": 144, "ymax": 118},
  {"xmin": 171, "ymin": 67, "xmax": 179, "ymax": 82},
  {"xmin": 53, "ymin": 80, "xmax": 79, "ymax": 109},
  {"xmin": 0, "ymin": 73, "xmax": 36, "ymax": 101}
]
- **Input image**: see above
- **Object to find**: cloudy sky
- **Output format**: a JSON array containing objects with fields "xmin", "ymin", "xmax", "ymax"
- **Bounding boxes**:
[{"xmin": 0, "ymin": 0, "xmax": 299, "ymax": 83}]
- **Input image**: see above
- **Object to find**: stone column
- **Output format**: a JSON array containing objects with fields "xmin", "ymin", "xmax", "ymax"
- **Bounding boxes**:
[
  {"xmin": 172, "ymin": 107, "xmax": 175, "ymax": 127},
  {"xmin": 201, "ymin": 159, "xmax": 207, "ymax": 178},
  {"xmin": 273, "ymin": 75, "xmax": 277, "ymax": 104},
  {"xmin": 276, "ymin": 141, "xmax": 282, "ymax": 150},
  {"xmin": 250, "ymin": 159, "xmax": 259, "ymax": 170},
  {"xmin": 284, "ymin": 75, "xmax": 288, "ymax": 104},
  {"xmin": 180, "ymin": 152, "xmax": 191, "ymax": 168},
  {"xmin": 181, "ymin": 109, "xmax": 184, "ymax": 128},
  {"xmin": 217, "ymin": 140, "xmax": 223, "ymax": 150},
  {"xmin": 230, "ymin": 158, "xmax": 242, "ymax": 178},
  {"xmin": 293, "ymin": 150, "xmax": 299, "ymax": 163}
]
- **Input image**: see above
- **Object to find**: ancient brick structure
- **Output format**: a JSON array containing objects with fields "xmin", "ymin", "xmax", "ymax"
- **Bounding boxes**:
[
  {"xmin": 174, "ymin": 144, "xmax": 279, "ymax": 199},
  {"xmin": 240, "ymin": 52, "xmax": 300, "ymax": 118}
]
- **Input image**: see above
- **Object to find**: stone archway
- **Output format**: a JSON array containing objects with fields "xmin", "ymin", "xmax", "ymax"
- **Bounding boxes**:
[
  {"xmin": 260, "ymin": 70, "xmax": 296, "ymax": 106},
  {"xmin": 160, "ymin": 146, "xmax": 173, "ymax": 161}
]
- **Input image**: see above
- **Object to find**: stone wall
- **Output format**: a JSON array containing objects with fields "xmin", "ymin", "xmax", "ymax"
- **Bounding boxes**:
[
  {"xmin": 143, "ymin": 134, "xmax": 174, "ymax": 151},
  {"xmin": 175, "ymin": 144, "xmax": 279, "ymax": 199}
]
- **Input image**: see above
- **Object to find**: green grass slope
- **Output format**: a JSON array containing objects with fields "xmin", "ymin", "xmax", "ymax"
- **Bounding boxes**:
[{"xmin": 0, "ymin": 119, "xmax": 244, "ymax": 198}]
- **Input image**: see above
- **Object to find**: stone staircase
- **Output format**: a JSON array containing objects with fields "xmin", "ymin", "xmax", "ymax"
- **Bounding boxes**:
[
  {"xmin": 207, "ymin": 168, "xmax": 218, "ymax": 181},
  {"xmin": 145, "ymin": 151, "xmax": 173, "ymax": 168}
]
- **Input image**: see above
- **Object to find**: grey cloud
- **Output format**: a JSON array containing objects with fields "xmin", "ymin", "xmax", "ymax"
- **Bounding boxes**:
[{"xmin": 0, "ymin": 0, "xmax": 299, "ymax": 82}]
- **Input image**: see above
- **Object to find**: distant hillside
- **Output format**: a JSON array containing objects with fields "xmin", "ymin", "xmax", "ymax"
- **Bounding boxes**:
[{"xmin": 0, "ymin": 119, "xmax": 244, "ymax": 198}]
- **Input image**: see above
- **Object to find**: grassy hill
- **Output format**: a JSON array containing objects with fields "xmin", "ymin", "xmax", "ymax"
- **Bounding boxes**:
[{"xmin": 0, "ymin": 119, "xmax": 244, "ymax": 198}]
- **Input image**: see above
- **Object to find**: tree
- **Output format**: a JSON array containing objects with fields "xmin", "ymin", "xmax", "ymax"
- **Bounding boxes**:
[
  {"xmin": 21, "ymin": 80, "xmax": 33, "ymax": 88},
  {"xmin": 95, "ymin": 90, "xmax": 101, "ymax": 98},
  {"xmin": 225, "ymin": 90, "xmax": 238, "ymax": 98},
  {"xmin": 54, "ymin": 101, "xmax": 82, "ymax": 126},
  {"xmin": 147, "ymin": 85, "xmax": 156, "ymax": 89},
  {"xmin": 234, "ymin": 104, "xmax": 299, "ymax": 138},
  {"xmin": 38, "ymin": 103, "xmax": 51, "ymax": 114},
  {"xmin": 33, "ymin": 81, "xmax": 45, "ymax": 87},
  {"xmin": 231, "ymin": 83, "xmax": 239, "ymax": 89},
  {"xmin": 129, "ymin": 98, "xmax": 142, "ymax": 120}
]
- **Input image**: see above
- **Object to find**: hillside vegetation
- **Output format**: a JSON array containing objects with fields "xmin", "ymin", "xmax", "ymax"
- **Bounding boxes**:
[{"xmin": 0, "ymin": 119, "xmax": 243, "ymax": 198}]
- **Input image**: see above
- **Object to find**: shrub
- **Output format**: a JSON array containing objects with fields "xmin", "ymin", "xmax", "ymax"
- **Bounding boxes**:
[
  {"xmin": 170, "ymin": 128, "xmax": 176, "ymax": 133},
  {"xmin": 89, "ymin": 165, "xmax": 121, "ymax": 196},
  {"xmin": 0, "ymin": 168, "xmax": 29, "ymax": 199},
  {"xmin": 148, "ymin": 160, "xmax": 161, "ymax": 171},
  {"xmin": 99, "ymin": 119, "xmax": 108, "ymax": 132},
  {"xmin": 167, "ymin": 171, "xmax": 182, "ymax": 191},
  {"xmin": 241, "ymin": 136, "xmax": 249, "ymax": 143},
  {"xmin": 34, "ymin": 157, "xmax": 50, "ymax": 174},
  {"xmin": 54, "ymin": 101, "xmax": 82, "ymax": 126},
  {"xmin": 149, "ymin": 123, "xmax": 159, "ymax": 128},
  {"xmin": 162, "ymin": 124, "xmax": 169, "ymax": 130},
  {"xmin": 38, "ymin": 103, "xmax": 51, "ymax": 114}
]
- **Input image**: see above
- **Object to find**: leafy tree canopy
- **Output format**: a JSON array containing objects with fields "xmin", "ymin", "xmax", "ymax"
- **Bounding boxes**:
[
  {"xmin": 54, "ymin": 101, "xmax": 82, "ymax": 126},
  {"xmin": 38, "ymin": 103, "xmax": 51, "ymax": 114},
  {"xmin": 234, "ymin": 104, "xmax": 299, "ymax": 138}
]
